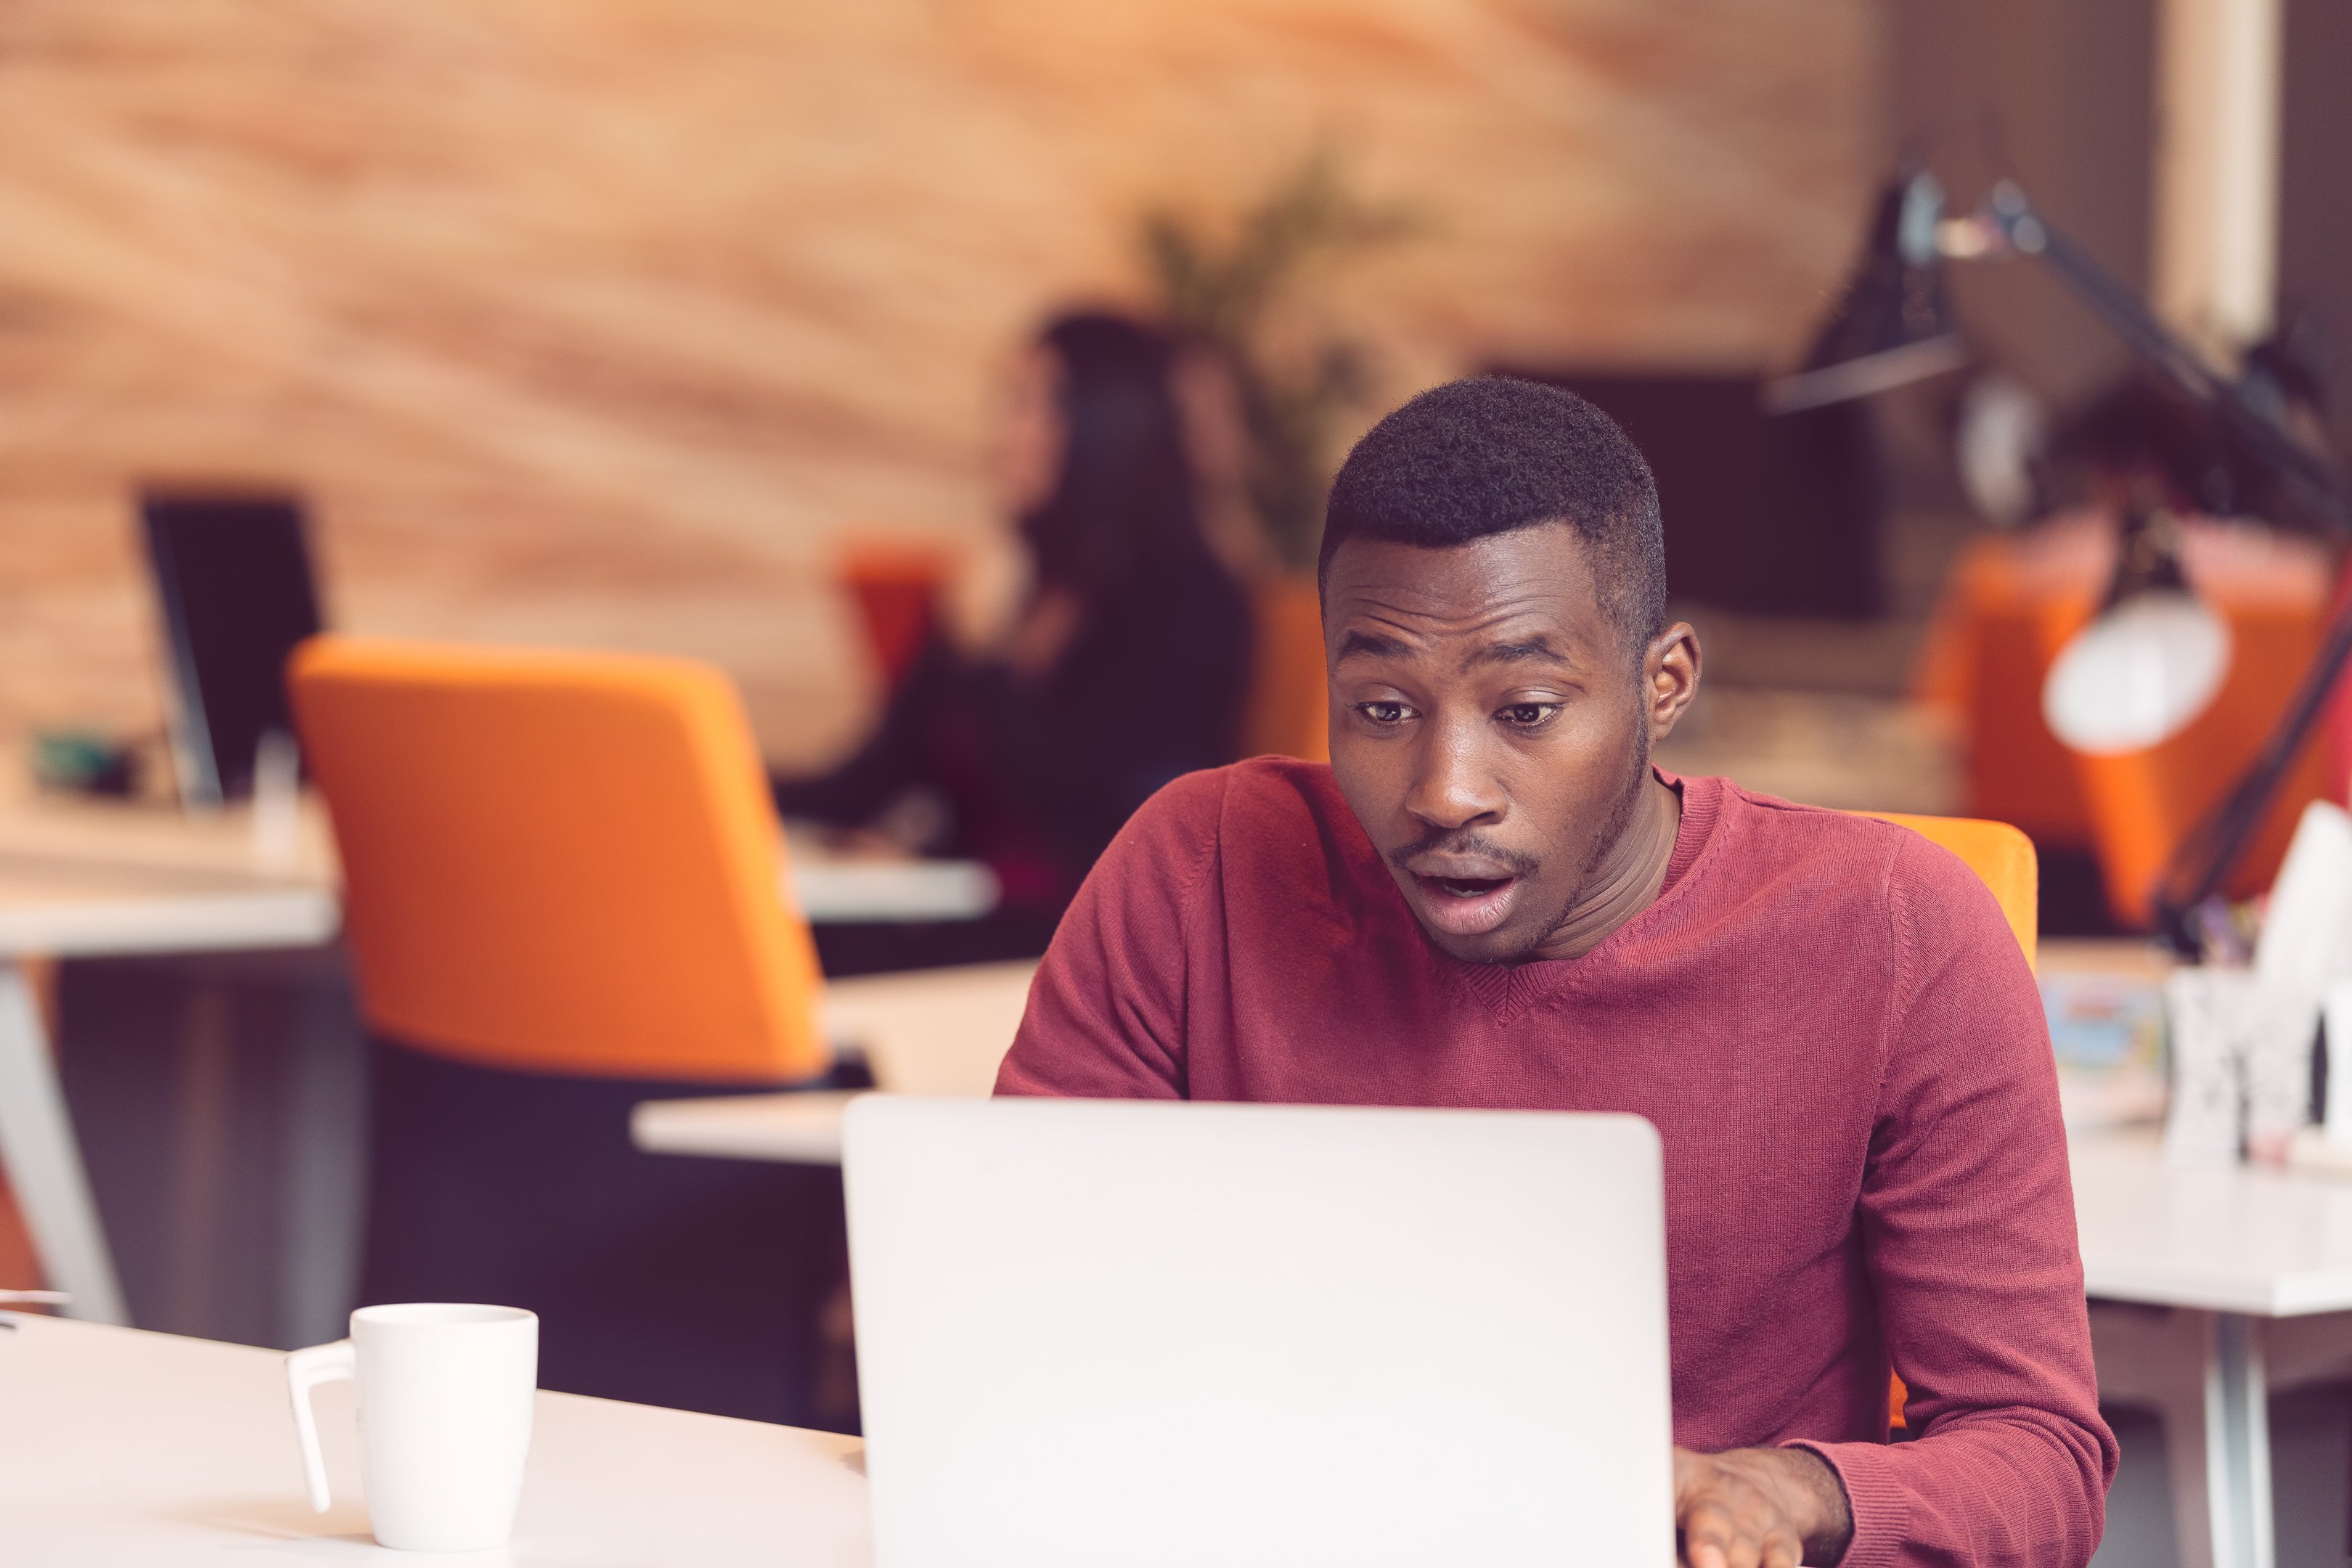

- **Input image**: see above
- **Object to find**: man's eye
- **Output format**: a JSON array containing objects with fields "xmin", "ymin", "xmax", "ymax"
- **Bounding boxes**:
[
  {"xmin": 1357, "ymin": 701, "xmax": 1413, "ymax": 726},
  {"xmin": 1498, "ymin": 703, "xmax": 1559, "ymax": 727}
]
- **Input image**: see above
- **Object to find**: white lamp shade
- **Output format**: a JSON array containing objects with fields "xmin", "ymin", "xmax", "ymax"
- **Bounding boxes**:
[{"xmin": 2042, "ymin": 589, "xmax": 2231, "ymax": 754}]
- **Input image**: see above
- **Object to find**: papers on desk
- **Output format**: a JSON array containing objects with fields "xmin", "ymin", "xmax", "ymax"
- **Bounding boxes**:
[
  {"xmin": 2135, "ymin": 801, "xmax": 2352, "ymax": 1167},
  {"xmin": 2256, "ymin": 801, "xmax": 2352, "ymax": 995},
  {"xmin": 2164, "ymin": 968, "xmax": 2318, "ymax": 1164},
  {"xmin": 2261, "ymin": 804, "xmax": 2352, "ymax": 1158},
  {"xmin": 2042, "ymin": 939, "xmax": 2172, "ymax": 1135}
]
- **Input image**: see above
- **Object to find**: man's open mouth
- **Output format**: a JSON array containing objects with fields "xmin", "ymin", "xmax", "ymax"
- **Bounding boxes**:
[{"xmin": 1410, "ymin": 872, "xmax": 1523, "ymax": 938}]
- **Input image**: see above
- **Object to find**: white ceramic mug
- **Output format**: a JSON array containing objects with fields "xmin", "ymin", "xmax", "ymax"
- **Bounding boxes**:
[{"xmin": 287, "ymin": 1302, "xmax": 539, "ymax": 1551}]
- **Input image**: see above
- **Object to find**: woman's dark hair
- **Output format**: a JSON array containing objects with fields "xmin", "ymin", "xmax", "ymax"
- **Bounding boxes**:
[{"xmin": 1020, "ymin": 311, "xmax": 1207, "ymax": 593}]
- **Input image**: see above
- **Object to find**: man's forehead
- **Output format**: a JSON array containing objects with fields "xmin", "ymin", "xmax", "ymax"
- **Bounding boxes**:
[{"xmin": 1323, "ymin": 528, "xmax": 1608, "ymax": 643}]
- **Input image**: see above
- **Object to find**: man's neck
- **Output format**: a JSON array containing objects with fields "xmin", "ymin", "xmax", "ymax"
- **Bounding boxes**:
[{"xmin": 1526, "ymin": 772, "xmax": 1684, "ymax": 963}]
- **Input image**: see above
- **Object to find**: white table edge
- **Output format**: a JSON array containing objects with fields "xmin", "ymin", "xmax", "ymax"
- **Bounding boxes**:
[
  {"xmin": 630, "ymin": 1090, "xmax": 859, "ymax": 1165},
  {"xmin": 2080, "ymin": 1272, "xmax": 2299, "ymax": 1318},
  {"xmin": 2081, "ymin": 1270, "xmax": 2352, "ymax": 1318},
  {"xmin": 0, "ymin": 890, "xmax": 340, "ymax": 959}
]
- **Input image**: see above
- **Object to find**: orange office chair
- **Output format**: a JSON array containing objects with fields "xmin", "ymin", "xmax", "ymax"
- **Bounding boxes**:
[
  {"xmin": 290, "ymin": 637, "xmax": 837, "ymax": 1421},
  {"xmin": 838, "ymin": 539, "xmax": 949, "ymax": 695},
  {"xmin": 1859, "ymin": 812, "xmax": 2038, "ymax": 968},
  {"xmin": 1853, "ymin": 810, "xmax": 2039, "ymax": 1432},
  {"xmin": 290, "ymin": 637, "xmax": 827, "ymax": 1082},
  {"xmin": 1241, "ymin": 576, "xmax": 1329, "ymax": 762}
]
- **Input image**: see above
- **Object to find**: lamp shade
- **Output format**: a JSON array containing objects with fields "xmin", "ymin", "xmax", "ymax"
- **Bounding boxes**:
[
  {"xmin": 2041, "ymin": 589, "xmax": 2232, "ymax": 754},
  {"xmin": 1765, "ymin": 171, "xmax": 1967, "ymax": 413}
]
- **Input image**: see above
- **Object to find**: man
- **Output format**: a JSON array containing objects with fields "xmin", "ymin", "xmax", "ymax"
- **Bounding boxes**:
[{"xmin": 997, "ymin": 377, "xmax": 2115, "ymax": 1567}]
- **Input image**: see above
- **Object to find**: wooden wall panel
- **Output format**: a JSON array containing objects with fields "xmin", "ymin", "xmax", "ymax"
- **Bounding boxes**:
[{"xmin": 0, "ymin": 0, "xmax": 1877, "ymax": 767}]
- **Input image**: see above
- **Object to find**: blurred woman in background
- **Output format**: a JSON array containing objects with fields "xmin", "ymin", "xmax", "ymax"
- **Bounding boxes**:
[{"xmin": 777, "ymin": 311, "xmax": 1254, "ymax": 945}]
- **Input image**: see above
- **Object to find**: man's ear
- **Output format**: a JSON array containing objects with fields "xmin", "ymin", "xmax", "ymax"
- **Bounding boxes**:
[{"xmin": 1643, "ymin": 622, "xmax": 1701, "ymax": 743}]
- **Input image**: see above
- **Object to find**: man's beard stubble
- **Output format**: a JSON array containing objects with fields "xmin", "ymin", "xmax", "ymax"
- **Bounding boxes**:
[{"xmin": 1516, "ymin": 721, "xmax": 1654, "ymax": 963}]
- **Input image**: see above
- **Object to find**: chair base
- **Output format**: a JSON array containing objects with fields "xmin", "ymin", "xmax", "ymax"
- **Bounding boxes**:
[{"xmin": 360, "ymin": 1037, "xmax": 847, "ymax": 1426}]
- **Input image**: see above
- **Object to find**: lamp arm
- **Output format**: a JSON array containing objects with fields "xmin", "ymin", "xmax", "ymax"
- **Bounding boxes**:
[
  {"xmin": 1980, "ymin": 192, "xmax": 2352, "ymax": 536},
  {"xmin": 2149, "ymin": 582, "xmax": 2352, "ymax": 952}
]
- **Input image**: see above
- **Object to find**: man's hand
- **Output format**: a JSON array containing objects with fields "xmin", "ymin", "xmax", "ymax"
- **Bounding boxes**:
[{"xmin": 1673, "ymin": 1445, "xmax": 1853, "ymax": 1568}]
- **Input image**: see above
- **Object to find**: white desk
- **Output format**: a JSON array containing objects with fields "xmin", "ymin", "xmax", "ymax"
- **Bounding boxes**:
[
  {"xmin": 636, "ymin": 1083, "xmax": 2352, "ymax": 1568},
  {"xmin": 0, "ymin": 1312, "xmax": 869, "ymax": 1564},
  {"xmin": 2073, "ymin": 1128, "xmax": 2352, "ymax": 1315},
  {"xmin": 632, "ymin": 960, "xmax": 1035, "ymax": 1164},
  {"xmin": 2071, "ymin": 1127, "xmax": 2352, "ymax": 1568}
]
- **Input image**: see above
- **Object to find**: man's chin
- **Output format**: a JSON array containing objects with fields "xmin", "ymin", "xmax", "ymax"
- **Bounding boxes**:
[{"xmin": 1417, "ymin": 923, "xmax": 1529, "ymax": 964}]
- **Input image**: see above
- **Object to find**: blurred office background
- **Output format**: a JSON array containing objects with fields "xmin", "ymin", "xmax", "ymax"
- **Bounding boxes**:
[
  {"xmin": 2, "ymin": 4, "xmax": 2349, "ymax": 1564},
  {"xmin": 6, "ymin": 1, "xmax": 2345, "ymax": 864},
  {"xmin": 0, "ymin": 0, "xmax": 1874, "ymax": 769}
]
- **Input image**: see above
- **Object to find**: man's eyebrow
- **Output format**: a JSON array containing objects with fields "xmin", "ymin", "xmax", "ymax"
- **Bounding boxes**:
[
  {"xmin": 1463, "ymin": 636, "xmax": 1572, "ymax": 670},
  {"xmin": 1335, "ymin": 629, "xmax": 1412, "ymax": 662}
]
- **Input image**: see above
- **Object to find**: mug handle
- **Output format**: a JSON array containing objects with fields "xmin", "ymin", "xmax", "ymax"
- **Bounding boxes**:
[{"xmin": 285, "ymin": 1338, "xmax": 356, "ymax": 1512}]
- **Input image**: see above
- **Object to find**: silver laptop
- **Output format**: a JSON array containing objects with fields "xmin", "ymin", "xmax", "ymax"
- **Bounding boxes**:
[{"xmin": 844, "ymin": 1096, "xmax": 1674, "ymax": 1567}]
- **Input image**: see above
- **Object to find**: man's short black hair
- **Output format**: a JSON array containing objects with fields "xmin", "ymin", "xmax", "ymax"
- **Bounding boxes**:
[{"xmin": 1318, "ymin": 377, "xmax": 1667, "ymax": 650}]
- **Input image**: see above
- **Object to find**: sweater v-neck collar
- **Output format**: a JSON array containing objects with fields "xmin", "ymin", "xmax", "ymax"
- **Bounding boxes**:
[{"xmin": 1434, "ymin": 772, "xmax": 1725, "ymax": 1025}]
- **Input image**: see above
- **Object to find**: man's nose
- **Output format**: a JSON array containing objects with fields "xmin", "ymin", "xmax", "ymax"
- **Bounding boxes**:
[{"xmin": 1403, "ymin": 718, "xmax": 1505, "ymax": 831}]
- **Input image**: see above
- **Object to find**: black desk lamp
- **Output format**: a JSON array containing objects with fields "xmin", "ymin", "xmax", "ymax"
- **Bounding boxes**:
[
  {"xmin": 1777, "ymin": 172, "xmax": 2352, "ymax": 952},
  {"xmin": 1766, "ymin": 171, "xmax": 1969, "ymax": 415}
]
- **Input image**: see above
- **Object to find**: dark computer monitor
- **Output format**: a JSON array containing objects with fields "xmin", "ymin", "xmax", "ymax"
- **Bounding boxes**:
[{"xmin": 139, "ymin": 491, "xmax": 324, "ymax": 804}]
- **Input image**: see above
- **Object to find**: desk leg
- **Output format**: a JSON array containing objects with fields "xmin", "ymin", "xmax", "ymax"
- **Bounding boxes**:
[
  {"xmin": 2204, "ymin": 1311, "xmax": 2274, "ymax": 1568},
  {"xmin": 0, "ymin": 960, "xmax": 128, "ymax": 1325}
]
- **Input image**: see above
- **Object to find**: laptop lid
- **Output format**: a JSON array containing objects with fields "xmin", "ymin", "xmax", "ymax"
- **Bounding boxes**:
[
  {"xmin": 139, "ymin": 491, "xmax": 324, "ymax": 804},
  {"xmin": 844, "ymin": 1096, "xmax": 1673, "ymax": 1568}
]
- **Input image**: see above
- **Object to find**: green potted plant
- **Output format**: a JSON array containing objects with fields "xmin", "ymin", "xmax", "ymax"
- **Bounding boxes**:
[{"xmin": 1139, "ymin": 151, "xmax": 1415, "ymax": 759}]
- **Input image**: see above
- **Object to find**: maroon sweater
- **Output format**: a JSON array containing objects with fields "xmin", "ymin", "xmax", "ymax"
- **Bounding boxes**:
[{"xmin": 997, "ymin": 759, "xmax": 2116, "ymax": 1567}]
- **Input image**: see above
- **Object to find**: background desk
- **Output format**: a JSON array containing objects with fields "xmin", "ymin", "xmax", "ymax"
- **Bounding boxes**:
[
  {"xmin": 0, "ymin": 1312, "xmax": 868, "ymax": 1564},
  {"xmin": 0, "ymin": 833, "xmax": 336, "ymax": 1327},
  {"xmin": 0, "ymin": 791, "xmax": 1001, "ymax": 928},
  {"xmin": 633, "ymin": 960, "xmax": 1034, "ymax": 1164},
  {"xmin": 0, "ymin": 791, "xmax": 999, "ymax": 1331}
]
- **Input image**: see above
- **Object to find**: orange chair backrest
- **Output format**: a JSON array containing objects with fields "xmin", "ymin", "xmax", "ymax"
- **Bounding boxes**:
[
  {"xmin": 289, "ymin": 637, "xmax": 827, "ymax": 1083},
  {"xmin": 1851, "ymin": 811, "xmax": 2038, "ymax": 1434},
  {"xmin": 1241, "ymin": 576, "xmax": 1330, "ymax": 762},
  {"xmin": 838, "ymin": 540, "xmax": 949, "ymax": 693},
  {"xmin": 1856, "ymin": 812, "xmax": 2038, "ymax": 968}
]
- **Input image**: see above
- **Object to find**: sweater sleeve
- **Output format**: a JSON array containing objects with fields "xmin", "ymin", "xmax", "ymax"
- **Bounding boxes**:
[
  {"xmin": 992, "ymin": 769, "xmax": 1227, "ymax": 1100},
  {"xmin": 1792, "ymin": 834, "xmax": 2117, "ymax": 1568}
]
